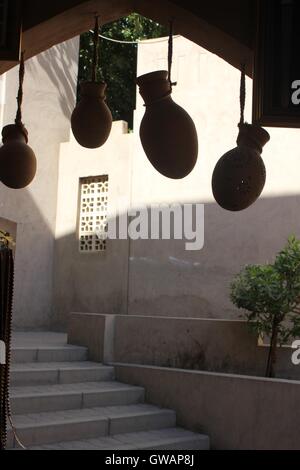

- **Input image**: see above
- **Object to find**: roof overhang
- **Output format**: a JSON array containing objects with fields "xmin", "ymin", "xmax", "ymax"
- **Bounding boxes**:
[{"xmin": 0, "ymin": 0, "xmax": 255, "ymax": 75}]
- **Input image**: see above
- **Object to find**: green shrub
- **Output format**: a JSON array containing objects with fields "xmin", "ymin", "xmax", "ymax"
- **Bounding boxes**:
[{"xmin": 231, "ymin": 236, "xmax": 300, "ymax": 377}]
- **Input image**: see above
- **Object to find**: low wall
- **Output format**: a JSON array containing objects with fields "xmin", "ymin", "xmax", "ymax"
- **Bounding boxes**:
[
  {"xmin": 68, "ymin": 313, "xmax": 300, "ymax": 379},
  {"xmin": 68, "ymin": 313, "xmax": 106, "ymax": 362},
  {"xmin": 114, "ymin": 315, "xmax": 267, "ymax": 375},
  {"xmin": 114, "ymin": 363, "xmax": 300, "ymax": 450}
]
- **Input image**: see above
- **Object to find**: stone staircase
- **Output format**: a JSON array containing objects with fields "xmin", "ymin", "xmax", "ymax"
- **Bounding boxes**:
[{"xmin": 7, "ymin": 333, "xmax": 210, "ymax": 450}]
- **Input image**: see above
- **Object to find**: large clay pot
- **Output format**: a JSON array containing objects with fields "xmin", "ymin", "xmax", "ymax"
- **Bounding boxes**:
[
  {"xmin": 136, "ymin": 71, "xmax": 198, "ymax": 179},
  {"xmin": 212, "ymin": 123, "xmax": 270, "ymax": 212},
  {"xmin": 71, "ymin": 81, "xmax": 112, "ymax": 149},
  {"xmin": 0, "ymin": 124, "xmax": 37, "ymax": 189}
]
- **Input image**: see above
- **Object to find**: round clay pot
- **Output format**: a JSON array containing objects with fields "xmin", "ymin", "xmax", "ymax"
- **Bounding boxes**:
[
  {"xmin": 71, "ymin": 81, "xmax": 112, "ymax": 149},
  {"xmin": 212, "ymin": 123, "xmax": 270, "ymax": 212},
  {"xmin": 136, "ymin": 71, "xmax": 198, "ymax": 179},
  {"xmin": 0, "ymin": 124, "xmax": 37, "ymax": 189}
]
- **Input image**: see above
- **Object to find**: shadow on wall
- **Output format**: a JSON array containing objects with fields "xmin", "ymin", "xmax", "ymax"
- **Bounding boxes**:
[
  {"xmin": 0, "ymin": 187, "xmax": 299, "ymax": 331},
  {"xmin": 0, "ymin": 188, "xmax": 54, "ymax": 330},
  {"xmin": 0, "ymin": 38, "xmax": 79, "ymax": 330},
  {"xmin": 52, "ymin": 193, "xmax": 300, "ymax": 330},
  {"xmin": 26, "ymin": 40, "xmax": 79, "ymax": 124}
]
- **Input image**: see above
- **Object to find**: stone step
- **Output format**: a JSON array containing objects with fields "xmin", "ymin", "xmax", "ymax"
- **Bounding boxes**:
[
  {"xmin": 9, "ymin": 332, "xmax": 210, "ymax": 451},
  {"xmin": 8, "ymin": 404, "xmax": 176, "ymax": 449},
  {"xmin": 12, "ymin": 345, "xmax": 88, "ymax": 364},
  {"xmin": 10, "ymin": 382, "xmax": 145, "ymax": 415},
  {"xmin": 29, "ymin": 428, "xmax": 210, "ymax": 450},
  {"xmin": 11, "ymin": 362, "xmax": 115, "ymax": 386}
]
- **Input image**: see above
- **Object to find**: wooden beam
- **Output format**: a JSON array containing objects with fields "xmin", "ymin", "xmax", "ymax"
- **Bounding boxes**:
[{"xmin": 0, "ymin": 0, "xmax": 253, "ymax": 76}]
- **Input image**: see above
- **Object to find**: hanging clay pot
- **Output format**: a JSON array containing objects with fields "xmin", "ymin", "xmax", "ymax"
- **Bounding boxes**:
[
  {"xmin": 71, "ymin": 81, "xmax": 112, "ymax": 149},
  {"xmin": 212, "ymin": 123, "xmax": 270, "ymax": 212},
  {"xmin": 0, "ymin": 124, "xmax": 37, "ymax": 189},
  {"xmin": 136, "ymin": 71, "xmax": 198, "ymax": 179}
]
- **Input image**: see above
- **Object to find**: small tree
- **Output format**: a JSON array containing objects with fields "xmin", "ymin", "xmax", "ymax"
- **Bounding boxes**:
[{"xmin": 231, "ymin": 236, "xmax": 300, "ymax": 378}]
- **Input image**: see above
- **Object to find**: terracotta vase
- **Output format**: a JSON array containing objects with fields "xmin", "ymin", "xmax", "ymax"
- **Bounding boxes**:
[
  {"xmin": 71, "ymin": 81, "xmax": 112, "ymax": 149},
  {"xmin": 0, "ymin": 124, "xmax": 37, "ymax": 189},
  {"xmin": 136, "ymin": 71, "xmax": 198, "ymax": 179},
  {"xmin": 212, "ymin": 123, "xmax": 270, "ymax": 212}
]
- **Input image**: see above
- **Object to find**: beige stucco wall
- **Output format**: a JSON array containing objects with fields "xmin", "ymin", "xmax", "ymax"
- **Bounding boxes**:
[
  {"xmin": 127, "ymin": 36, "xmax": 300, "ymax": 318},
  {"xmin": 52, "ymin": 122, "xmax": 133, "ymax": 327},
  {"xmin": 0, "ymin": 38, "xmax": 79, "ymax": 329},
  {"xmin": 68, "ymin": 312, "xmax": 300, "ymax": 380},
  {"xmin": 4, "ymin": 34, "xmax": 300, "ymax": 329},
  {"xmin": 115, "ymin": 363, "xmax": 300, "ymax": 450},
  {"xmin": 52, "ymin": 36, "xmax": 300, "ymax": 328}
]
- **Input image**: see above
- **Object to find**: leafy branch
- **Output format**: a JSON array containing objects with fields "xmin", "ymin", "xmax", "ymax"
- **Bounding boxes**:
[
  {"xmin": 231, "ymin": 236, "xmax": 300, "ymax": 377},
  {"xmin": 0, "ymin": 230, "xmax": 15, "ymax": 249},
  {"xmin": 78, "ymin": 13, "xmax": 168, "ymax": 129}
]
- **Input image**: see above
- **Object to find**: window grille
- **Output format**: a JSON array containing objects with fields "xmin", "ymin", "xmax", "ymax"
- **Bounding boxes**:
[{"xmin": 79, "ymin": 175, "xmax": 108, "ymax": 253}]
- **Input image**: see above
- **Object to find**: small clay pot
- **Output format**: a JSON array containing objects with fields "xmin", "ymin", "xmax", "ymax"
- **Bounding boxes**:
[
  {"xmin": 71, "ymin": 81, "xmax": 112, "ymax": 149},
  {"xmin": 137, "ymin": 71, "xmax": 198, "ymax": 179},
  {"xmin": 0, "ymin": 124, "xmax": 37, "ymax": 189},
  {"xmin": 212, "ymin": 123, "xmax": 270, "ymax": 212}
]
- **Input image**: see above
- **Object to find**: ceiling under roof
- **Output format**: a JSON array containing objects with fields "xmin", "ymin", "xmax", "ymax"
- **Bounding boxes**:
[{"xmin": 1, "ymin": 0, "xmax": 257, "ymax": 75}]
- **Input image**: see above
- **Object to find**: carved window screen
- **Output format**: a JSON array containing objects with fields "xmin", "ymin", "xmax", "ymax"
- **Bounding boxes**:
[{"xmin": 79, "ymin": 175, "xmax": 108, "ymax": 253}]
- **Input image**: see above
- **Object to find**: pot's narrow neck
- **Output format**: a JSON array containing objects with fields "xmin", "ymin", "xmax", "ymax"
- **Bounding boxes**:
[
  {"xmin": 137, "ymin": 71, "xmax": 172, "ymax": 106},
  {"xmin": 236, "ymin": 124, "xmax": 270, "ymax": 155},
  {"xmin": 144, "ymin": 92, "xmax": 173, "ymax": 107},
  {"xmin": 80, "ymin": 81, "xmax": 107, "ymax": 99},
  {"xmin": 140, "ymin": 83, "xmax": 172, "ymax": 106},
  {"xmin": 237, "ymin": 136, "xmax": 263, "ymax": 154},
  {"xmin": 2, "ymin": 124, "xmax": 28, "ymax": 144}
]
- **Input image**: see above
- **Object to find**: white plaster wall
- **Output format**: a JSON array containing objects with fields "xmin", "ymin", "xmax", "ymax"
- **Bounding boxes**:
[
  {"xmin": 0, "ymin": 38, "xmax": 79, "ymax": 329},
  {"xmin": 127, "ymin": 36, "xmax": 300, "ymax": 318},
  {"xmin": 1, "ymin": 33, "xmax": 298, "ymax": 329},
  {"xmin": 53, "ymin": 123, "xmax": 133, "ymax": 329}
]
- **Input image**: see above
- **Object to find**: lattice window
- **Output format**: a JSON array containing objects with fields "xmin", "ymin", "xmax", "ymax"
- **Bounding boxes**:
[{"xmin": 79, "ymin": 175, "xmax": 109, "ymax": 253}]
